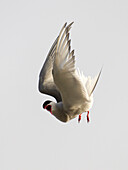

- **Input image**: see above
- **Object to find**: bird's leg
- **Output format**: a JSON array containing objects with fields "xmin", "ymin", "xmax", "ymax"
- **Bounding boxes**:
[
  {"xmin": 78, "ymin": 114, "xmax": 82, "ymax": 123},
  {"xmin": 87, "ymin": 111, "xmax": 90, "ymax": 123}
]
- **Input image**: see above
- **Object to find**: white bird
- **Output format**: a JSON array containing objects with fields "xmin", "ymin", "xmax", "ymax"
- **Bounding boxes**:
[{"xmin": 38, "ymin": 22, "xmax": 101, "ymax": 123}]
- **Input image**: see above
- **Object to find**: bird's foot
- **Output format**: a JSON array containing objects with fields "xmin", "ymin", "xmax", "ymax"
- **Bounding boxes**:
[
  {"xmin": 78, "ymin": 111, "xmax": 90, "ymax": 123},
  {"xmin": 87, "ymin": 111, "xmax": 89, "ymax": 123},
  {"xmin": 78, "ymin": 114, "xmax": 82, "ymax": 123}
]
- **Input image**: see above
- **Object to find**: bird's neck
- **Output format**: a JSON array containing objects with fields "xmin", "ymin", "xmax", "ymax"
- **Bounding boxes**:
[{"xmin": 52, "ymin": 102, "xmax": 69, "ymax": 123}]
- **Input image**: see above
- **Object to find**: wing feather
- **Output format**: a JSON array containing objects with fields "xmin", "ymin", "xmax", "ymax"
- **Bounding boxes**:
[
  {"xmin": 53, "ymin": 22, "xmax": 87, "ymax": 109},
  {"xmin": 77, "ymin": 68, "xmax": 102, "ymax": 96},
  {"xmin": 38, "ymin": 36, "xmax": 62, "ymax": 102},
  {"xmin": 87, "ymin": 69, "xmax": 102, "ymax": 96}
]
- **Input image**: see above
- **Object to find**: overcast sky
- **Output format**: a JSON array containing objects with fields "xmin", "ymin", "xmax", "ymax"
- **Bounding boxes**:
[{"xmin": 0, "ymin": 0, "xmax": 128, "ymax": 170}]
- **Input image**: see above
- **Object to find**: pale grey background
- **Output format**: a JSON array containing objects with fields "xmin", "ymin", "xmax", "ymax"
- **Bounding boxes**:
[{"xmin": 0, "ymin": 0, "xmax": 128, "ymax": 170}]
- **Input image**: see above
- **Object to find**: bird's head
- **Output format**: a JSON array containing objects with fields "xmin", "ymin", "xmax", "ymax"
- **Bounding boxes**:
[
  {"xmin": 43, "ymin": 100, "xmax": 53, "ymax": 114},
  {"xmin": 42, "ymin": 100, "xmax": 69, "ymax": 122}
]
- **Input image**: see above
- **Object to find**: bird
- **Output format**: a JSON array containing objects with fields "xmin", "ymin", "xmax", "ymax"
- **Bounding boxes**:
[{"xmin": 38, "ymin": 22, "xmax": 102, "ymax": 123}]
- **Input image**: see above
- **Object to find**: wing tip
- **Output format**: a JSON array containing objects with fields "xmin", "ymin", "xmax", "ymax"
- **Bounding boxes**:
[{"xmin": 89, "ymin": 68, "xmax": 103, "ymax": 96}]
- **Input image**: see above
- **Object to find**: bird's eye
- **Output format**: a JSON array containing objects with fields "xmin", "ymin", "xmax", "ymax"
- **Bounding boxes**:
[{"xmin": 46, "ymin": 105, "xmax": 52, "ymax": 113}]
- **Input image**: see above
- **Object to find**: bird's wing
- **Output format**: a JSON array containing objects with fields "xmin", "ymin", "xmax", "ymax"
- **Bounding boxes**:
[
  {"xmin": 77, "ymin": 68, "xmax": 102, "ymax": 96},
  {"xmin": 38, "ymin": 36, "xmax": 62, "ymax": 102},
  {"xmin": 53, "ymin": 22, "xmax": 88, "ymax": 109},
  {"xmin": 86, "ymin": 69, "xmax": 102, "ymax": 96}
]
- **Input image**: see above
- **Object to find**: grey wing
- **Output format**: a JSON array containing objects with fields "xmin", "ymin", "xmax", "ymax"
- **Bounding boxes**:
[{"xmin": 38, "ymin": 36, "xmax": 62, "ymax": 102}]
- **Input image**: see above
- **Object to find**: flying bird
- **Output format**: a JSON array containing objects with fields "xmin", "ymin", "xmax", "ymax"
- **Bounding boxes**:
[{"xmin": 38, "ymin": 22, "xmax": 101, "ymax": 123}]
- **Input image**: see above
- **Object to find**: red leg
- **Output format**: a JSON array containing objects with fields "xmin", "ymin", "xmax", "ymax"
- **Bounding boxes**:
[
  {"xmin": 87, "ymin": 111, "xmax": 89, "ymax": 123},
  {"xmin": 78, "ymin": 114, "xmax": 82, "ymax": 123}
]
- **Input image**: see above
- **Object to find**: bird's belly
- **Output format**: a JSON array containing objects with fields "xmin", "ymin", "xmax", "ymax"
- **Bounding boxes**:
[{"xmin": 67, "ymin": 100, "xmax": 93, "ymax": 117}]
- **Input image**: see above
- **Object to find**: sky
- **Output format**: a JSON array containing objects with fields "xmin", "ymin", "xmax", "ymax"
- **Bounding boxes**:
[{"xmin": 0, "ymin": 0, "xmax": 128, "ymax": 169}]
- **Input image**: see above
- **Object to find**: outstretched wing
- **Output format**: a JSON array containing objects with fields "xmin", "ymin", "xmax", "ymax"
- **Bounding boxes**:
[
  {"xmin": 38, "ymin": 36, "xmax": 62, "ymax": 102},
  {"xmin": 53, "ymin": 22, "xmax": 88, "ymax": 109}
]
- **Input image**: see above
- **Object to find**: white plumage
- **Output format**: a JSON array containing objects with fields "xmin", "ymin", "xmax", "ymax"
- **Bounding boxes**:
[{"xmin": 38, "ymin": 22, "xmax": 101, "ymax": 123}]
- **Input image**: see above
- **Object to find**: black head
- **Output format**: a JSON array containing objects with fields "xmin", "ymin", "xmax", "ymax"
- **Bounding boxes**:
[
  {"xmin": 45, "ymin": 105, "xmax": 52, "ymax": 112},
  {"xmin": 43, "ymin": 100, "xmax": 52, "ymax": 109}
]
